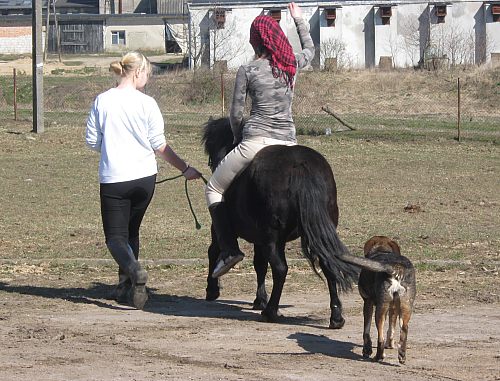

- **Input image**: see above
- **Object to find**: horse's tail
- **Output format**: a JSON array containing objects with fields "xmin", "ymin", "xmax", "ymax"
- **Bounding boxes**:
[
  {"xmin": 291, "ymin": 161, "xmax": 359, "ymax": 292},
  {"xmin": 340, "ymin": 255, "xmax": 394, "ymax": 274}
]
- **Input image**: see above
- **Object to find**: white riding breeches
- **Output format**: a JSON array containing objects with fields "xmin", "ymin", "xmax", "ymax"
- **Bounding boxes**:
[{"xmin": 205, "ymin": 137, "xmax": 296, "ymax": 207}]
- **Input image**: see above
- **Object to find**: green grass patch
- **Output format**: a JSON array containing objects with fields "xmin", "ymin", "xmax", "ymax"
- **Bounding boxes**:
[{"xmin": 63, "ymin": 61, "xmax": 84, "ymax": 67}]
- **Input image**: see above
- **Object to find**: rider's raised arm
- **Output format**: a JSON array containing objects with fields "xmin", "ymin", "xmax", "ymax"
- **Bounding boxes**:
[
  {"xmin": 229, "ymin": 65, "xmax": 247, "ymax": 143},
  {"xmin": 291, "ymin": 9, "xmax": 315, "ymax": 70}
]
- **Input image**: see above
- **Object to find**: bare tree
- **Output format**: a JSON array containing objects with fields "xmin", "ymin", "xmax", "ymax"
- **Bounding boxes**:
[
  {"xmin": 187, "ymin": 4, "xmax": 247, "ymax": 71},
  {"xmin": 319, "ymin": 37, "xmax": 351, "ymax": 70},
  {"xmin": 209, "ymin": 5, "xmax": 246, "ymax": 69},
  {"xmin": 386, "ymin": 33, "xmax": 404, "ymax": 67},
  {"xmin": 187, "ymin": 12, "xmax": 208, "ymax": 71},
  {"xmin": 429, "ymin": 21, "xmax": 480, "ymax": 67},
  {"xmin": 399, "ymin": 14, "xmax": 421, "ymax": 66}
]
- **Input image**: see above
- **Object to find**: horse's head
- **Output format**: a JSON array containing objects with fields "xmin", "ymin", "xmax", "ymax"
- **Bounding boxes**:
[{"xmin": 202, "ymin": 117, "xmax": 237, "ymax": 172}]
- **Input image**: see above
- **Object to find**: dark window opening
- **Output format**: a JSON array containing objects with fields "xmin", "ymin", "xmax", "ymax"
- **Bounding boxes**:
[
  {"xmin": 435, "ymin": 5, "xmax": 447, "ymax": 23},
  {"xmin": 269, "ymin": 9, "xmax": 281, "ymax": 22},
  {"xmin": 166, "ymin": 40, "xmax": 181, "ymax": 54},
  {"xmin": 492, "ymin": 4, "xmax": 500, "ymax": 22},
  {"xmin": 326, "ymin": 9, "xmax": 336, "ymax": 27},
  {"xmin": 214, "ymin": 9, "xmax": 226, "ymax": 29},
  {"xmin": 380, "ymin": 7, "xmax": 392, "ymax": 25}
]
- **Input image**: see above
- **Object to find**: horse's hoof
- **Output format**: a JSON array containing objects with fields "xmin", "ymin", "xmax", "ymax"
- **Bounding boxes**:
[
  {"xmin": 261, "ymin": 309, "xmax": 282, "ymax": 323},
  {"xmin": 362, "ymin": 346, "xmax": 373, "ymax": 358},
  {"xmin": 329, "ymin": 317, "xmax": 345, "ymax": 329},
  {"xmin": 252, "ymin": 299, "xmax": 267, "ymax": 310},
  {"xmin": 205, "ymin": 288, "xmax": 220, "ymax": 301}
]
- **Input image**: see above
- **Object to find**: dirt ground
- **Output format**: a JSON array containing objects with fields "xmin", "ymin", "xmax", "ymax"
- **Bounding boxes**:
[
  {"xmin": 0, "ymin": 56, "xmax": 498, "ymax": 381},
  {"xmin": 0, "ymin": 262, "xmax": 498, "ymax": 381},
  {"xmin": 0, "ymin": 55, "xmax": 174, "ymax": 75}
]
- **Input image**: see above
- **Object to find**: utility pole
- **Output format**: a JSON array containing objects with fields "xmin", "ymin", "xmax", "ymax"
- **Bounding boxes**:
[{"xmin": 32, "ymin": 0, "xmax": 44, "ymax": 133}]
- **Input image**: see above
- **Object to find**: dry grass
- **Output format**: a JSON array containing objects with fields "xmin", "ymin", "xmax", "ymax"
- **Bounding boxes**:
[
  {"xmin": 0, "ymin": 108, "xmax": 498, "ymax": 303},
  {"xmin": 0, "ymin": 67, "xmax": 498, "ymax": 304}
]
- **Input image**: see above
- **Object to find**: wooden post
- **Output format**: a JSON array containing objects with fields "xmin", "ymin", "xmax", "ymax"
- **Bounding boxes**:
[
  {"xmin": 53, "ymin": 0, "xmax": 62, "ymax": 62},
  {"xmin": 32, "ymin": 0, "xmax": 44, "ymax": 133},
  {"xmin": 457, "ymin": 77, "xmax": 461, "ymax": 142},
  {"xmin": 321, "ymin": 106, "xmax": 356, "ymax": 130},
  {"xmin": 220, "ymin": 71, "xmax": 225, "ymax": 116},
  {"xmin": 43, "ymin": 0, "xmax": 50, "ymax": 62},
  {"xmin": 13, "ymin": 68, "xmax": 17, "ymax": 121}
]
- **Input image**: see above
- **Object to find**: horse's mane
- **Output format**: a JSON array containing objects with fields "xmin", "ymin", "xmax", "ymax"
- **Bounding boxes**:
[{"xmin": 201, "ymin": 117, "xmax": 234, "ymax": 157}]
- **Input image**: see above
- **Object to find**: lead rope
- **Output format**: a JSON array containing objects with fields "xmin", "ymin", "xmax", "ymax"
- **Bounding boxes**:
[{"xmin": 156, "ymin": 174, "xmax": 208, "ymax": 230}]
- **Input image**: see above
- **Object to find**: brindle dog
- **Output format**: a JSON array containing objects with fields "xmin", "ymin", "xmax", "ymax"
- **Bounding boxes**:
[{"xmin": 357, "ymin": 236, "xmax": 416, "ymax": 364}]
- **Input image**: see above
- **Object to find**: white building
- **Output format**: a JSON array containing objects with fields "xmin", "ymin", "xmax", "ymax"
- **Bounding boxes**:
[{"xmin": 186, "ymin": 0, "xmax": 500, "ymax": 69}]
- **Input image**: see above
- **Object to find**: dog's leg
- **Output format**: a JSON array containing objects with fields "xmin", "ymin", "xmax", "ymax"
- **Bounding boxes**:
[
  {"xmin": 398, "ymin": 304, "xmax": 412, "ymax": 364},
  {"xmin": 385, "ymin": 303, "xmax": 397, "ymax": 349},
  {"xmin": 374, "ymin": 303, "xmax": 389, "ymax": 362},
  {"xmin": 362, "ymin": 299, "xmax": 374, "ymax": 358}
]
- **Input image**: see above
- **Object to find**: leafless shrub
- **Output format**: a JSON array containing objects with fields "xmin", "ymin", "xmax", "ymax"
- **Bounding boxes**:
[{"xmin": 319, "ymin": 37, "xmax": 352, "ymax": 70}]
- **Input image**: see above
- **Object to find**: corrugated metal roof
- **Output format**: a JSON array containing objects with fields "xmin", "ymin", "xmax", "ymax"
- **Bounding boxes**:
[
  {"xmin": 0, "ymin": 0, "xmax": 98, "ymax": 9},
  {"xmin": 157, "ymin": 0, "xmax": 187, "ymax": 15},
  {"xmin": 0, "ymin": 0, "xmax": 33, "ymax": 8},
  {"xmin": 188, "ymin": 0, "xmax": 314, "ymax": 5},
  {"xmin": 187, "ymin": 0, "xmax": 414, "ymax": 5}
]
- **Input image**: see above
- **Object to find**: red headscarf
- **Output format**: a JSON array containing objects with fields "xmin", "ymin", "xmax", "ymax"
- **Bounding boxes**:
[{"xmin": 249, "ymin": 15, "xmax": 297, "ymax": 88}]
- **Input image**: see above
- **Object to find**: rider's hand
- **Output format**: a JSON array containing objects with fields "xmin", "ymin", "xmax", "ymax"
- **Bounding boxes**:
[
  {"xmin": 183, "ymin": 165, "xmax": 202, "ymax": 180},
  {"xmin": 288, "ymin": 2, "xmax": 303, "ymax": 19}
]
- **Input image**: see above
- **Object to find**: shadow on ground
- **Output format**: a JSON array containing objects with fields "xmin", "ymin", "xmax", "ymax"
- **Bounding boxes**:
[{"xmin": 0, "ymin": 281, "xmax": 327, "ymax": 328}]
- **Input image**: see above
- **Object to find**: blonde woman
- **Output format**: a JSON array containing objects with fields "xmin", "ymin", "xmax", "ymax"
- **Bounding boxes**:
[{"xmin": 86, "ymin": 51, "xmax": 201, "ymax": 309}]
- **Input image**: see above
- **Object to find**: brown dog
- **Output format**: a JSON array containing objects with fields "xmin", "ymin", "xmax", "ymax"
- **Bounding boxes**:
[{"xmin": 346, "ymin": 236, "xmax": 416, "ymax": 364}]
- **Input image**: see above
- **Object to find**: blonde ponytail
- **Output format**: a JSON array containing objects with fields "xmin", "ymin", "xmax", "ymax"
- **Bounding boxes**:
[{"xmin": 109, "ymin": 51, "xmax": 151, "ymax": 77}]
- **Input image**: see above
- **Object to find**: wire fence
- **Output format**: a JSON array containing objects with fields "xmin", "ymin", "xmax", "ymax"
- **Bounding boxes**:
[{"xmin": 0, "ymin": 65, "xmax": 498, "ymax": 141}]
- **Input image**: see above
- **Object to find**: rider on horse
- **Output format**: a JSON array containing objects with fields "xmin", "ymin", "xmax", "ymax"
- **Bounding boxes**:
[{"xmin": 205, "ymin": 2, "xmax": 315, "ymax": 278}]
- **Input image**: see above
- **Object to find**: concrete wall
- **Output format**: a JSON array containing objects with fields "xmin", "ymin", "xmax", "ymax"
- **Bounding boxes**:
[
  {"xmin": 104, "ymin": 22, "xmax": 165, "ymax": 52},
  {"xmin": 484, "ymin": 3, "xmax": 500, "ymax": 63},
  {"xmin": 103, "ymin": 17, "xmax": 186, "ymax": 53},
  {"xmin": 188, "ymin": 0, "xmax": 500, "ymax": 70}
]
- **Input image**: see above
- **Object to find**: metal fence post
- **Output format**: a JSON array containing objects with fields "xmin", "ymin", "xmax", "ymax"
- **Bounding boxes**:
[
  {"xmin": 457, "ymin": 77, "xmax": 461, "ymax": 142},
  {"xmin": 13, "ymin": 68, "xmax": 17, "ymax": 121}
]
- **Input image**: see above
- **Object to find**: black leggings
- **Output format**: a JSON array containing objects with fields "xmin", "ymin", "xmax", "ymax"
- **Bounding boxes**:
[{"xmin": 100, "ymin": 174, "xmax": 156, "ymax": 257}]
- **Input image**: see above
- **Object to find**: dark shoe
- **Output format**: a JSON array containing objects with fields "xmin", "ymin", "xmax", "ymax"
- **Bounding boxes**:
[
  {"xmin": 109, "ymin": 272, "xmax": 131, "ymax": 304},
  {"xmin": 129, "ymin": 263, "xmax": 148, "ymax": 310},
  {"xmin": 106, "ymin": 239, "xmax": 148, "ymax": 309},
  {"xmin": 212, "ymin": 253, "xmax": 244, "ymax": 278},
  {"xmin": 111, "ymin": 282, "xmax": 131, "ymax": 304},
  {"xmin": 209, "ymin": 202, "xmax": 245, "ymax": 278}
]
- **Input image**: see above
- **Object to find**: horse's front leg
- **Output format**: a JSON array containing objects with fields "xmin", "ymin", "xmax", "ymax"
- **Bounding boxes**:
[
  {"xmin": 206, "ymin": 227, "xmax": 221, "ymax": 301},
  {"xmin": 252, "ymin": 244, "xmax": 268, "ymax": 310},
  {"xmin": 262, "ymin": 241, "xmax": 287, "ymax": 323}
]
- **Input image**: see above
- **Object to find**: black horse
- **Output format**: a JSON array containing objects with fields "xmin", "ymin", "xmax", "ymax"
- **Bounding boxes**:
[{"xmin": 202, "ymin": 117, "xmax": 359, "ymax": 328}]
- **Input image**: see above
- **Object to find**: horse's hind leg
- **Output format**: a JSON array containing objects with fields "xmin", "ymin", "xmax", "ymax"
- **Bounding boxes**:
[
  {"xmin": 318, "ymin": 261, "xmax": 345, "ymax": 329},
  {"xmin": 252, "ymin": 244, "xmax": 268, "ymax": 310},
  {"xmin": 327, "ymin": 278, "xmax": 345, "ymax": 329},
  {"xmin": 262, "ymin": 241, "xmax": 287, "ymax": 323},
  {"xmin": 206, "ymin": 228, "xmax": 221, "ymax": 301}
]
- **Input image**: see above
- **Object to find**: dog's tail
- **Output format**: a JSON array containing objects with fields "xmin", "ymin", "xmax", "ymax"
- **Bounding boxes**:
[{"xmin": 340, "ymin": 254, "xmax": 394, "ymax": 274}]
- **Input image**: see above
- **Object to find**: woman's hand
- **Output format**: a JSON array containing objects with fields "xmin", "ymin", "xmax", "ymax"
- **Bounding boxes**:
[
  {"xmin": 288, "ymin": 2, "xmax": 303, "ymax": 19},
  {"xmin": 182, "ymin": 165, "xmax": 202, "ymax": 180}
]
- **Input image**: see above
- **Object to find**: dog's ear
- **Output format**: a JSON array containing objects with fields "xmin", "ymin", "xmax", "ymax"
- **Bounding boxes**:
[
  {"xmin": 363, "ymin": 237, "xmax": 376, "ymax": 257},
  {"xmin": 389, "ymin": 240, "xmax": 401, "ymax": 255}
]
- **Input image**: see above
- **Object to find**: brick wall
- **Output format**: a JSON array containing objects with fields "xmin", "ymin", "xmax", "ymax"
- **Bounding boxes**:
[
  {"xmin": 0, "ymin": 26, "xmax": 45, "ymax": 54},
  {"xmin": 0, "ymin": 26, "xmax": 31, "ymax": 38}
]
